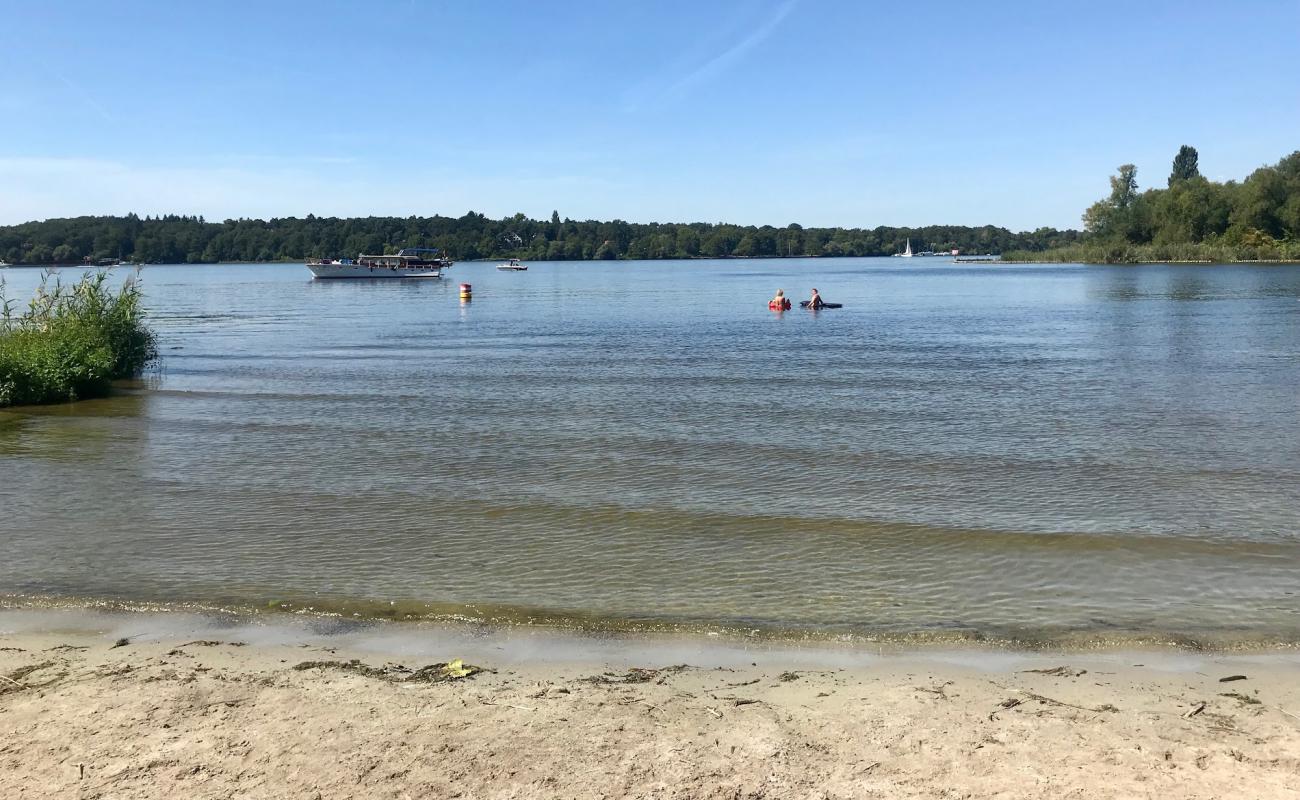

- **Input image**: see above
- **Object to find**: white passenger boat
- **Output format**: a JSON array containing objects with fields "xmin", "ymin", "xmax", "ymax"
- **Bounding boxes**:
[
  {"xmin": 496, "ymin": 258, "xmax": 527, "ymax": 271},
  {"xmin": 306, "ymin": 248, "xmax": 452, "ymax": 279}
]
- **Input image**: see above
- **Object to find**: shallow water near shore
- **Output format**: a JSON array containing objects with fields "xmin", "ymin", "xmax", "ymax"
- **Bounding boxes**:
[
  {"xmin": 2, "ymin": 259, "xmax": 1300, "ymax": 644},
  {"xmin": 5, "ymin": 607, "xmax": 1300, "ymax": 669}
]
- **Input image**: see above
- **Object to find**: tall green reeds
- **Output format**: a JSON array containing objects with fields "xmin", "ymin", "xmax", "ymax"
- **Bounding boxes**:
[
  {"xmin": 0, "ymin": 270, "xmax": 157, "ymax": 407},
  {"xmin": 1000, "ymin": 240, "xmax": 1300, "ymax": 264}
]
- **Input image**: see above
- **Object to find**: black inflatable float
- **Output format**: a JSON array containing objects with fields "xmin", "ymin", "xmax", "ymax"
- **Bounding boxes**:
[{"xmin": 799, "ymin": 301, "xmax": 842, "ymax": 309}]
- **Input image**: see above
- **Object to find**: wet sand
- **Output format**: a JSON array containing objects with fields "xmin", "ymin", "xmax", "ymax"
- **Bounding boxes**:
[{"xmin": 3, "ymin": 612, "xmax": 1299, "ymax": 798}]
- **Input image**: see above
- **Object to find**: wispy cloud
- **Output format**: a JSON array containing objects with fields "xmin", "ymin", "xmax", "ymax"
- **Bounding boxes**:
[
  {"xmin": 205, "ymin": 154, "xmax": 360, "ymax": 167},
  {"xmin": 54, "ymin": 73, "xmax": 113, "ymax": 122},
  {"xmin": 624, "ymin": 0, "xmax": 799, "ymax": 112},
  {"xmin": 0, "ymin": 48, "xmax": 114, "ymax": 122}
]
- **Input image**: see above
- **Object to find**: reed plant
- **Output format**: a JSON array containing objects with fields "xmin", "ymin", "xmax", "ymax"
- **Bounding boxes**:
[
  {"xmin": 0, "ymin": 270, "xmax": 157, "ymax": 407},
  {"xmin": 1000, "ymin": 240, "xmax": 1300, "ymax": 264}
]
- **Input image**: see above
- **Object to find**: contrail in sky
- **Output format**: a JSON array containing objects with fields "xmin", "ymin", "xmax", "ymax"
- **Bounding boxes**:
[
  {"xmin": 625, "ymin": 0, "xmax": 800, "ymax": 111},
  {"xmin": 662, "ymin": 0, "xmax": 799, "ymax": 100},
  {"xmin": 52, "ymin": 71, "xmax": 114, "ymax": 122}
]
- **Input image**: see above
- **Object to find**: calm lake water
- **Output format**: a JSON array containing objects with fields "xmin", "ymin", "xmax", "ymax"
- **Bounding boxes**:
[{"xmin": 3, "ymin": 259, "xmax": 1299, "ymax": 645}]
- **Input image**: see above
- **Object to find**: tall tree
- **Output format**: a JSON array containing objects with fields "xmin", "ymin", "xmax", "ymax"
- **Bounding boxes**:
[
  {"xmin": 1111, "ymin": 164, "xmax": 1139, "ymax": 208},
  {"xmin": 1169, "ymin": 145, "xmax": 1200, "ymax": 186},
  {"xmin": 1083, "ymin": 164, "xmax": 1139, "ymax": 234}
]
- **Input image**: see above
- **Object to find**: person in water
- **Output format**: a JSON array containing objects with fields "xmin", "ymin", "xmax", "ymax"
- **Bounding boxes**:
[
  {"xmin": 808, "ymin": 288, "xmax": 824, "ymax": 309},
  {"xmin": 770, "ymin": 289, "xmax": 789, "ymax": 310}
]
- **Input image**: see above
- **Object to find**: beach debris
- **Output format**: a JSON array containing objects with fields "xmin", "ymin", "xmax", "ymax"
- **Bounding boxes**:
[
  {"xmin": 1219, "ymin": 674, "xmax": 1248, "ymax": 683},
  {"xmin": 1020, "ymin": 666, "xmax": 1087, "ymax": 678},
  {"xmin": 778, "ymin": 671, "xmax": 801, "ymax": 682},
  {"xmin": 733, "ymin": 698, "xmax": 760, "ymax": 707},
  {"xmin": 409, "ymin": 659, "xmax": 483, "ymax": 683},
  {"xmin": 200, "ymin": 697, "xmax": 248, "ymax": 709},
  {"xmin": 292, "ymin": 658, "xmax": 485, "ymax": 684},
  {"xmin": 705, "ymin": 706, "xmax": 723, "ymax": 718},
  {"xmin": 1183, "ymin": 701, "xmax": 1207, "ymax": 718},
  {"xmin": 0, "ymin": 661, "xmax": 60, "ymax": 694},
  {"xmin": 293, "ymin": 659, "xmax": 391, "ymax": 679},
  {"xmin": 166, "ymin": 640, "xmax": 245, "ymax": 656},
  {"xmin": 915, "ymin": 681, "xmax": 954, "ymax": 699},
  {"xmin": 110, "ymin": 637, "xmax": 131, "ymax": 649},
  {"xmin": 989, "ymin": 697, "xmax": 1024, "ymax": 721},
  {"xmin": 1009, "ymin": 688, "xmax": 1118, "ymax": 714},
  {"xmin": 95, "ymin": 663, "xmax": 135, "ymax": 678},
  {"xmin": 584, "ymin": 665, "xmax": 690, "ymax": 685},
  {"xmin": 1274, "ymin": 705, "xmax": 1300, "ymax": 723},
  {"xmin": 618, "ymin": 697, "xmax": 661, "ymax": 713},
  {"xmin": 1219, "ymin": 692, "xmax": 1261, "ymax": 706},
  {"xmin": 478, "ymin": 699, "xmax": 536, "ymax": 711}
]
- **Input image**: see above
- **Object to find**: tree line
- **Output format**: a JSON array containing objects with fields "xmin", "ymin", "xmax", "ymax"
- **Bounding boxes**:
[
  {"xmin": 0, "ymin": 211, "xmax": 1081, "ymax": 266},
  {"xmin": 1004, "ymin": 147, "xmax": 1300, "ymax": 263}
]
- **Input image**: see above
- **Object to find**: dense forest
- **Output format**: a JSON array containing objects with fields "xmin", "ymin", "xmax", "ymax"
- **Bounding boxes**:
[
  {"xmin": 7, "ymin": 145, "xmax": 1294, "ymax": 266},
  {"xmin": 0, "ymin": 212, "xmax": 1080, "ymax": 266},
  {"xmin": 1003, "ymin": 147, "xmax": 1300, "ymax": 262}
]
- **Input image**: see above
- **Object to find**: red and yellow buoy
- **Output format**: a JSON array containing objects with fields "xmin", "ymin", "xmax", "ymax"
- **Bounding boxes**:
[{"xmin": 459, "ymin": 282, "xmax": 472, "ymax": 301}]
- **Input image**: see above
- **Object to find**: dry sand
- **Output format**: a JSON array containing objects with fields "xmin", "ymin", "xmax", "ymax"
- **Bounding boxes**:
[{"xmin": 2, "ymin": 620, "xmax": 1300, "ymax": 799}]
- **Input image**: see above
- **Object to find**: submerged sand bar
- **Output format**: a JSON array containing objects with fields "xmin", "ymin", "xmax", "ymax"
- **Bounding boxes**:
[{"xmin": 2, "ymin": 610, "xmax": 1299, "ymax": 798}]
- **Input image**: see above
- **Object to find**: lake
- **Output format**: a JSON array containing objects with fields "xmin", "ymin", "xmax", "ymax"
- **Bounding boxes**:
[{"xmin": 2, "ymin": 258, "xmax": 1299, "ymax": 645}]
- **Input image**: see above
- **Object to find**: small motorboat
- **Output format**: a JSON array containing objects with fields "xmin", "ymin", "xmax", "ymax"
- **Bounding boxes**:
[{"xmin": 497, "ymin": 259, "xmax": 527, "ymax": 271}]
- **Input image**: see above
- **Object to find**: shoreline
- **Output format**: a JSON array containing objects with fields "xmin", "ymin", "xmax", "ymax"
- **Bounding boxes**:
[
  {"xmin": 5, "ymin": 596, "xmax": 1300, "ymax": 657},
  {"xmin": 998, "ymin": 258, "xmax": 1300, "ymax": 265},
  {"xmin": 4, "ymin": 608, "xmax": 1299, "ymax": 798},
  {"xmin": 3, "ymin": 606, "xmax": 1298, "ymax": 665}
]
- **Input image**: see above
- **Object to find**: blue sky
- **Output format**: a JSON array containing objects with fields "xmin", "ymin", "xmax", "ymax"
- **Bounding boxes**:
[{"xmin": 1, "ymin": 0, "xmax": 1297, "ymax": 230}]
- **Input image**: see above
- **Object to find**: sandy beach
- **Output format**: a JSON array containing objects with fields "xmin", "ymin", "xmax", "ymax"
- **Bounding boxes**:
[{"xmin": 2, "ymin": 612, "xmax": 1299, "ymax": 799}]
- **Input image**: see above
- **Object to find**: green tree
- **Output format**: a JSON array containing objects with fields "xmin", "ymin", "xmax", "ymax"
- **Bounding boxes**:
[
  {"xmin": 1111, "ymin": 164, "xmax": 1139, "ymax": 209},
  {"xmin": 1083, "ymin": 164, "xmax": 1139, "ymax": 235},
  {"xmin": 1169, "ymin": 145, "xmax": 1200, "ymax": 186},
  {"xmin": 1229, "ymin": 165, "xmax": 1287, "ymax": 239}
]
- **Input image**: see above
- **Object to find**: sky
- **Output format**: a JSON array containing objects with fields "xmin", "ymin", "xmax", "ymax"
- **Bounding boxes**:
[{"xmin": 1, "ymin": 0, "xmax": 1297, "ymax": 231}]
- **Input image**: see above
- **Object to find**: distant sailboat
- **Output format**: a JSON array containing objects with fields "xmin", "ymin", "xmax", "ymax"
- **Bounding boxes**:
[{"xmin": 893, "ymin": 238, "xmax": 914, "ymax": 258}]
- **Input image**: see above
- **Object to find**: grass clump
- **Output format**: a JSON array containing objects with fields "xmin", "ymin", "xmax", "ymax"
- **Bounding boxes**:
[{"xmin": 0, "ymin": 270, "xmax": 157, "ymax": 407}]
